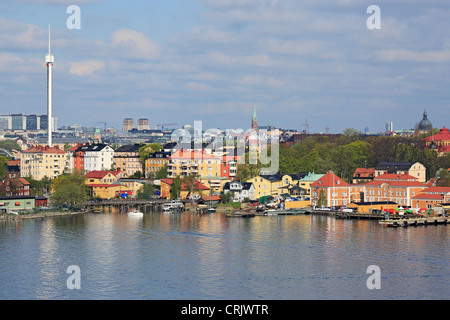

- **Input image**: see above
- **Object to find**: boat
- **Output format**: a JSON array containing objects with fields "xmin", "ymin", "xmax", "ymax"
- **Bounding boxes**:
[
  {"xmin": 162, "ymin": 201, "xmax": 184, "ymax": 213},
  {"xmin": 226, "ymin": 212, "xmax": 255, "ymax": 218},
  {"xmin": 207, "ymin": 207, "xmax": 216, "ymax": 213},
  {"xmin": 127, "ymin": 210, "xmax": 144, "ymax": 217}
]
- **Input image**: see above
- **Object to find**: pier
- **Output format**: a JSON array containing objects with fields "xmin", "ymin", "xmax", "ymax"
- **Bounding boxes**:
[{"xmin": 379, "ymin": 216, "xmax": 448, "ymax": 228}]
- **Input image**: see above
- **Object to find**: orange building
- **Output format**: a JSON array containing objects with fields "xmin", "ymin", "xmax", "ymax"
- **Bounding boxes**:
[
  {"xmin": 411, "ymin": 187, "xmax": 450, "ymax": 209},
  {"xmin": 363, "ymin": 173, "xmax": 426, "ymax": 207},
  {"xmin": 160, "ymin": 178, "xmax": 209, "ymax": 199},
  {"xmin": 310, "ymin": 171, "xmax": 352, "ymax": 207}
]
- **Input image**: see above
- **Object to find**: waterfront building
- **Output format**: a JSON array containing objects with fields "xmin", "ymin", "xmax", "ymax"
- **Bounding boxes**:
[
  {"xmin": 423, "ymin": 126, "xmax": 450, "ymax": 156},
  {"xmin": 198, "ymin": 176, "xmax": 231, "ymax": 194},
  {"xmin": 167, "ymin": 150, "xmax": 221, "ymax": 179},
  {"xmin": 113, "ymin": 144, "xmax": 142, "ymax": 177},
  {"xmin": 375, "ymin": 161, "xmax": 426, "ymax": 183},
  {"xmin": 160, "ymin": 178, "xmax": 209, "ymax": 199},
  {"xmin": 85, "ymin": 170, "xmax": 122, "ymax": 185},
  {"xmin": 144, "ymin": 151, "xmax": 171, "ymax": 178},
  {"xmin": 363, "ymin": 173, "xmax": 426, "ymax": 207},
  {"xmin": 310, "ymin": 171, "xmax": 351, "ymax": 207},
  {"xmin": 411, "ymin": 187, "xmax": 450, "ymax": 209},
  {"xmin": 223, "ymin": 181, "xmax": 255, "ymax": 202},
  {"xmin": 298, "ymin": 172, "xmax": 325, "ymax": 196},
  {"xmin": 247, "ymin": 174, "xmax": 283, "ymax": 198},
  {"xmin": 20, "ymin": 145, "xmax": 68, "ymax": 180}
]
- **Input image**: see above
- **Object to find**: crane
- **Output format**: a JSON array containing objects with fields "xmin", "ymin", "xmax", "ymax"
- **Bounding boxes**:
[
  {"xmin": 96, "ymin": 122, "xmax": 108, "ymax": 130},
  {"xmin": 155, "ymin": 123, "xmax": 177, "ymax": 131}
]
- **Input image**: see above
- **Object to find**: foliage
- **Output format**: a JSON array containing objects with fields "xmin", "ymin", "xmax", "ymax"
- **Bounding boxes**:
[
  {"xmin": 436, "ymin": 168, "xmax": 450, "ymax": 187},
  {"xmin": 138, "ymin": 182, "xmax": 158, "ymax": 199},
  {"xmin": 0, "ymin": 156, "xmax": 8, "ymax": 180},
  {"xmin": 50, "ymin": 174, "xmax": 87, "ymax": 208},
  {"xmin": 24, "ymin": 176, "xmax": 51, "ymax": 196},
  {"xmin": 170, "ymin": 175, "xmax": 182, "ymax": 200}
]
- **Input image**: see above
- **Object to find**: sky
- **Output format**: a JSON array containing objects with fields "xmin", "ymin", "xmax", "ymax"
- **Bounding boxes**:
[{"xmin": 1, "ymin": 0, "xmax": 450, "ymax": 133}]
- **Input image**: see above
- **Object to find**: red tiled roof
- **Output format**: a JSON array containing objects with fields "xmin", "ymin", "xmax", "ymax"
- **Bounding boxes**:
[
  {"xmin": 423, "ymin": 127, "xmax": 450, "ymax": 142},
  {"xmin": 161, "ymin": 178, "xmax": 210, "ymax": 190},
  {"xmin": 22, "ymin": 145, "xmax": 66, "ymax": 154},
  {"xmin": 412, "ymin": 193, "xmax": 444, "ymax": 200},
  {"xmin": 353, "ymin": 168, "xmax": 375, "ymax": 178},
  {"xmin": 311, "ymin": 171, "xmax": 349, "ymax": 188},
  {"xmin": 85, "ymin": 171, "xmax": 111, "ymax": 179},
  {"xmin": 374, "ymin": 173, "xmax": 418, "ymax": 181},
  {"xmin": 419, "ymin": 187, "xmax": 450, "ymax": 194}
]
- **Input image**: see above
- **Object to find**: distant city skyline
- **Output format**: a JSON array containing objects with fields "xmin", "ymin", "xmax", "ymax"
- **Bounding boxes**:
[{"xmin": 1, "ymin": 1, "xmax": 450, "ymax": 134}]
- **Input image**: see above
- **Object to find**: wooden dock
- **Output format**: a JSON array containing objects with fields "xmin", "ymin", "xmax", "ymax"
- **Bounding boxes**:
[{"xmin": 379, "ymin": 216, "xmax": 449, "ymax": 228}]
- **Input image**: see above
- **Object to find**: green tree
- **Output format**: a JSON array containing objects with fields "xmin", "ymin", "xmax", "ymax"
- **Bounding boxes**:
[
  {"xmin": 50, "ymin": 174, "xmax": 87, "ymax": 208},
  {"xmin": 436, "ymin": 168, "xmax": 450, "ymax": 187},
  {"xmin": 170, "ymin": 176, "xmax": 182, "ymax": 200},
  {"xmin": 138, "ymin": 182, "xmax": 158, "ymax": 199}
]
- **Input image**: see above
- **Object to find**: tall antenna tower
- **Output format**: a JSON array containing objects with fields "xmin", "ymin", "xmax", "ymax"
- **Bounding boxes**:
[
  {"xmin": 302, "ymin": 120, "xmax": 310, "ymax": 135},
  {"xmin": 45, "ymin": 25, "xmax": 54, "ymax": 147}
]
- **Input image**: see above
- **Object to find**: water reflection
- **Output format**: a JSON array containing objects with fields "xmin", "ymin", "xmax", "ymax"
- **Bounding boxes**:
[{"xmin": 0, "ymin": 210, "xmax": 449, "ymax": 300}]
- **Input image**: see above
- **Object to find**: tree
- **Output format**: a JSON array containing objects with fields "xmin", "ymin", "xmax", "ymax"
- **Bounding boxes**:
[
  {"xmin": 436, "ymin": 168, "xmax": 450, "ymax": 187},
  {"xmin": 138, "ymin": 182, "xmax": 158, "ymax": 199},
  {"xmin": 170, "ymin": 176, "xmax": 182, "ymax": 200},
  {"xmin": 50, "ymin": 174, "xmax": 87, "ymax": 208},
  {"xmin": 0, "ymin": 156, "xmax": 8, "ymax": 181}
]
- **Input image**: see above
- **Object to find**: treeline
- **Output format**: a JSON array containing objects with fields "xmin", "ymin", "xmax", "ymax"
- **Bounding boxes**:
[{"xmin": 278, "ymin": 130, "xmax": 450, "ymax": 183}]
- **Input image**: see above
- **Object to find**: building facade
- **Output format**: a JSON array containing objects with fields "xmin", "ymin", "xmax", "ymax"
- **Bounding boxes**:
[
  {"xmin": 113, "ymin": 144, "xmax": 142, "ymax": 177},
  {"xmin": 167, "ymin": 150, "xmax": 221, "ymax": 179},
  {"xmin": 20, "ymin": 145, "xmax": 68, "ymax": 180}
]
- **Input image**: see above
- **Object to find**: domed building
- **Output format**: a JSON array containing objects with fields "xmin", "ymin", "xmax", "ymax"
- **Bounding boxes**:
[{"xmin": 417, "ymin": 110, "xmax": 433, "ymax": 133}]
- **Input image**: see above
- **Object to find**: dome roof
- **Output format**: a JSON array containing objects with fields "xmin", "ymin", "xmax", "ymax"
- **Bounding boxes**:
[{"xmin": 418, "ymin": 110, "xmax": 433, "ymax": 131}]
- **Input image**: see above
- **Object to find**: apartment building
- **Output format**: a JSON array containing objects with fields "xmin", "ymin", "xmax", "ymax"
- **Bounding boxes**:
[
  {"xmin": 113, "ymin": 144, "xmax": 142, "ymax": 177},
  {"xmin": 20, "ymin": 145, "xmax": 68, "ymax": 180},
  {"xmin": 167, "ymin": 150, "xmax": 221, "ymax": 178}
]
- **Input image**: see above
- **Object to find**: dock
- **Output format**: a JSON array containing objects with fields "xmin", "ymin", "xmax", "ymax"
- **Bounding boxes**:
[{"xmin": 379, "ymin": 216, "xmax": 449, "ymax": 228}]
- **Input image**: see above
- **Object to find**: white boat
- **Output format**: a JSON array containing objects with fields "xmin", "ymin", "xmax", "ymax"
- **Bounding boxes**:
[
  {"xmin": 127, "ymin": 210, "xmax": 144, "ymax": 217},
  {"xmin": 162, "ymin": 201, "xmax": 184, "ymax": 212}
]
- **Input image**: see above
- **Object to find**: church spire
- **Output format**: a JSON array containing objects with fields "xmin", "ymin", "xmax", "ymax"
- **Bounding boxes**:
[{"xmin": 251, "ymin": 104, "xmax": 258, "ymax": 131}]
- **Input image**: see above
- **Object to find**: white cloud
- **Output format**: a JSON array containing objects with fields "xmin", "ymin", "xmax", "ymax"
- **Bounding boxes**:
[
  {"xmin": 69, "ymin": 60, "xmax": 105, "ymax": 76},
  {"xmin": 109, "ymin": 29, "xmax": 160, "ymax": 60}
]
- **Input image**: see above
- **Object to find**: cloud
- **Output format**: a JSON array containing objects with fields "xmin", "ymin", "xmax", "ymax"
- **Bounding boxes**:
[
  {"xmin": 69, "ymin": 60, "xmax": 105, "ymax": 76},
  {"xmin": 109, "ymin": 29, "xmax": 160, "ymax": 60},
  {"xmin": 376, "ymin": 49, "xmax": 450, "ymax": 63}
]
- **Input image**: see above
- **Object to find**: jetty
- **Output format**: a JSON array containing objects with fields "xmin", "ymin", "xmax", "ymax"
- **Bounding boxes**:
[{"xmin": 379, "ymin": 216, "xmax": 448, "ymax": 228}]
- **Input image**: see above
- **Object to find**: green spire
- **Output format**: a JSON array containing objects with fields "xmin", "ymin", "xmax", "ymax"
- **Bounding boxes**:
[{"xmin": 252, "ymin": 104, "xmax": 257, "ymax": 120}]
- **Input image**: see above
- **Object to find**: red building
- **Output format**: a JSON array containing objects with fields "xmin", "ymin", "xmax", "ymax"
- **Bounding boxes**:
[{"xmin": 0, "ymin": 178, "xmax": 31, "ymax": 197}]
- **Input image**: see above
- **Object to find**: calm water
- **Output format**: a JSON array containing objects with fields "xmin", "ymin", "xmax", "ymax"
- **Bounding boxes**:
[{"xmin": 0, "ymin": 209, "xmax": 449, "ymax": 300}]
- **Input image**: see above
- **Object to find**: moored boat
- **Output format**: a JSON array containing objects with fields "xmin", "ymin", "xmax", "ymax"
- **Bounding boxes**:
[{"xmin": 127, "ymin": 210, "xmax": 144, "ymax": 217}]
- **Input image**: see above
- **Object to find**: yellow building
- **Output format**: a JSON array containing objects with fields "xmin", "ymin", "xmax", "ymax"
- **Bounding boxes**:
[
  {"xmin": 167, "ymin": 150, "xmax": 221, "ymax": 179},
  {"xmin": 298, "ymin": 173, "xmax": 325, "ymax": 196},
  {"xmin": 85, "ymin": 170, "xmax": 121, "ymax": 185},
  {"xmin": 247, "ymin": 174, "xmax": 283, "ymax": 198},
  {"xmin": 118, "ymin": 179, "xmax": 147, "ymax": 197},
  {"xmin": 20, "ymin": 145, "xmax": 68, "ymax": 180},
  {"xmin": 89, "ymin": 184, "xmax": 123, "ymax": 199},
  {"xmin": 145, "ymin": 151, "xmax": 170, "ymax": 178},
  {"xmin": 198, "ymin": 176, "xmax": 231, "ymax": 194}
]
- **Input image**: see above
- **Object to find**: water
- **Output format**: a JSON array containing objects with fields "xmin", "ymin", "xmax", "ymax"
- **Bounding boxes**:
[{"xmin": 0, "ymin": 209, "xmax": 449, "ymax": 300}]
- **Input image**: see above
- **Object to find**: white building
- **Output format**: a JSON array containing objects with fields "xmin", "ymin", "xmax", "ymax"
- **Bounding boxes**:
[{"xmin": 223, "ymin": 181, "xmax": 255, "ymax": 202}]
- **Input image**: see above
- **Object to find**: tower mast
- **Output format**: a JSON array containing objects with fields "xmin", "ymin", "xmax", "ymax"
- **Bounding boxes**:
[{"xmin": 45, "ymin": 25, "xmax": 54, "ymax": 147}]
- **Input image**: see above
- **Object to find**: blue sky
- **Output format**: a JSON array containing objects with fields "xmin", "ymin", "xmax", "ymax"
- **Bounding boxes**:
[{"xmin": 1, "ymin": 0, "xmax": 450, "ymax": 133}]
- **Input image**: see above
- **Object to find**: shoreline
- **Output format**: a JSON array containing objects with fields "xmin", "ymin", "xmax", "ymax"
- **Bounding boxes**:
[{"xmin": 0, "ymin": 210, "xmax": 86, "ymax": 221}]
